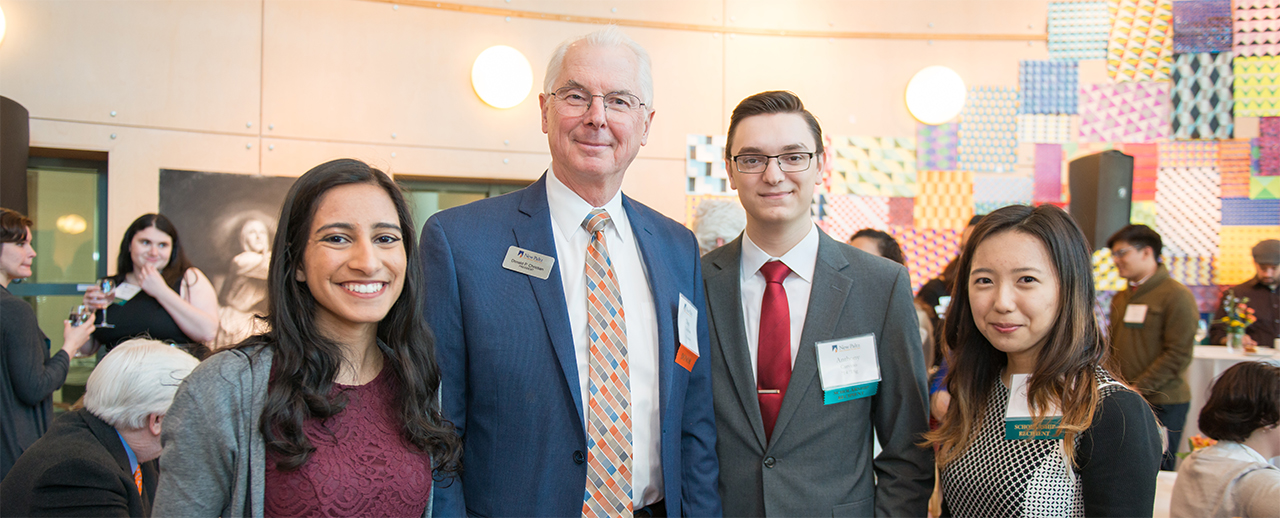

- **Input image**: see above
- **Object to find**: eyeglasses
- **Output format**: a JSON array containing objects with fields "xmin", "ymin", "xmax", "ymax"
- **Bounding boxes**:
[
  {"xmin": 1111, "ymin": 246, "xmax": 1138, "ymax": 258},
  {"xmin": 548, "ymin": 87, "xmax": 646, "ymax": 117},
  {"xmin": 730, "ymin": 152, "xmax": 815, "ymax": 174}
]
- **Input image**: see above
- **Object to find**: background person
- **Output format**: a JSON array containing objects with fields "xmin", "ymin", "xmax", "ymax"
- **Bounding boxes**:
[
  {"xmin": 926, "ymin": 205, "xmax": 1162, "ymax": 517},
  {"xmin": 0, "ymin": 207, "xmax": 97, "ymax": 479},
  {"xmin": 83, "ymin": 214, "xmax": 220, "ymax": 359},
  {"xmin": 1106, "ymin": 223, "xmax": 1198, "ymax": 471},
  {"xmin": 1171, "ymin": 361, "xmax": 1280, "ymax": 518},
  {"xmin": 1209, "ymin": 239, "xmax": 1279, "ymax": 348},
  {"xmin": 154, "ymin": 159, "xmax": 461, "ymax": 517},
  {"xmin": 0, "ymin": 339, "xmax": 199, "ymax": 517}
]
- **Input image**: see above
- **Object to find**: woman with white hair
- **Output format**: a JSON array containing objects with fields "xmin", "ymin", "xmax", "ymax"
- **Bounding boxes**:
[{"xmin": 0, "ymin": 339, "xmax": 199, "ymax": 517}]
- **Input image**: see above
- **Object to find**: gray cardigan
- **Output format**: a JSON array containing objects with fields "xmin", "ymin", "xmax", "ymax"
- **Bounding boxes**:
[{"xmin": 153, "ymin": 345, "xmax": 271, "ymax": 517}]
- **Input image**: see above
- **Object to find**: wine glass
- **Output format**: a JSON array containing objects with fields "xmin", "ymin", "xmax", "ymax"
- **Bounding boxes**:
[
  {"xmin": 68, "ymin": 304, "xmax": 93, "ymax": 327},
  {"xmin": 96, "ymin": 278, "xmax": 116, "ymax": 329}
]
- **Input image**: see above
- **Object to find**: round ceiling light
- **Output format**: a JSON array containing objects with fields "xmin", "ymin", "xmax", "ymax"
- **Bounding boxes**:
[
  {"xmin": 904, "ymin": 66, "xmax": 967, "ymax": 125},
  {"xmin": 471, "ymin": 45, "xmax": 533, "ymax": 109}
]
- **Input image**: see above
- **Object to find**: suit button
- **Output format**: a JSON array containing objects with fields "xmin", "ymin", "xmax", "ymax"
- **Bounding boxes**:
[
  {"xmin": 574, "ymin": 451, "xmax": 586, "ymax": 464},
  {"xmin": 763, "ymin": 456, "xmax": 776, "ymax": 468}
]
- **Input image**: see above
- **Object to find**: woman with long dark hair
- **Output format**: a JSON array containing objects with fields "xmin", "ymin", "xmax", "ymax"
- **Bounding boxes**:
[
  {"xmin": 925, "ymin": 204, "xmax": 1162, "ymax": 517},
  {"xmin": 82, "ymin": 213, "xmax": 220, "ymax": 358},
  {"xmin": 153, "ymin": 159, "xmax": 462, "ymax": 516}
]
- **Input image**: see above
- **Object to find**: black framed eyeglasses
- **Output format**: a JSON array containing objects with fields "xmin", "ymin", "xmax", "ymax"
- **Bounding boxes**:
[
  {"xmin": 548, "ymin": 87, "xmax": 646, "ymax": 117},
  {"xmin": 730, "ymin": 152, "xmax": 815, "ymax": 174}
]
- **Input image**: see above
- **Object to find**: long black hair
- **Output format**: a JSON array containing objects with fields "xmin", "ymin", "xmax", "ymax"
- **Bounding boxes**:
[
  {"xmin": 240, "ymin": 158, "xmax": 461, "ymax": 476},
  {"xmin": 113, "ymin": 214, "xmax": 195, "ymax": 287}
]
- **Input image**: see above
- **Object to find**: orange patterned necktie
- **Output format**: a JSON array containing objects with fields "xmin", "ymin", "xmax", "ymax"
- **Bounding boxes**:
[
  {"xmin": 133, "ymin": 466, "xmax": 142, "ymax": 497},
  {"xmin": 580, "ymin": 209, "xmax": 633, "ymax": 517}
]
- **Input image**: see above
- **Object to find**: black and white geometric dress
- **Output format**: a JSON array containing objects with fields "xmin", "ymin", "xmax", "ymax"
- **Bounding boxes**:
[{"xmin": 940, "ymin": 369, "xmax": 1131, "ymax": 518}]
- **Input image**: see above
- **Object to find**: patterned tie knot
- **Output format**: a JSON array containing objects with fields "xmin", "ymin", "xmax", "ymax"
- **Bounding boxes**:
[
  {"xmin": 582, "ymin": 209, "xmax": 611, "ymax": 235},
  {"xmin": 760, "ymin": 260, "xmax": 791, "ymax": 285}
]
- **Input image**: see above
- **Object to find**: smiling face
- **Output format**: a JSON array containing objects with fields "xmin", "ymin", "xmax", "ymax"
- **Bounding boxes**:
[
  {"xmin": 540, "ymin": 43, "xmax": 654, "ymax": 198},
  {"xmin": 129, "ymin": 226, "xmax": 173, "ymax": 272},
  {"xmin": 968, "ymin": 230, "xmax": 1061, "ymax": 373},
  {"xmin": 297, "ymin": 182, "xmax": 406, "ymax": 343},
  {"xmin": 1109, "ymin": 240, "xmax": 1156, "ymax": 282},
  {"xmin": 725, "ymin": 112, "xmax": 824, "ymax": 235},
  {"xmin": 0, "ymin": 228, "xmax": 36, "ymax": 286}
]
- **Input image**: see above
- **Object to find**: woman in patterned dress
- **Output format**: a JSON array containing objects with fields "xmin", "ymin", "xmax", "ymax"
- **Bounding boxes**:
[{"xmin": 925, "ymin": 204, "xmax": 1163, "ymax": 517}]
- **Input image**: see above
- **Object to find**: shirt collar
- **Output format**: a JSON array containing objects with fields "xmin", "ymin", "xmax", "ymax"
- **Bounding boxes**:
[
  {"xmin": 116, "ymin": 430, "xmax": 139, "ymax": 475},
  {"xmin": 545, "ymin": 168, "xmax": 630, "ymax": 245},
  {"xmin": 740, "ymin": 223, "xmax": 819, "ymax": 283}
]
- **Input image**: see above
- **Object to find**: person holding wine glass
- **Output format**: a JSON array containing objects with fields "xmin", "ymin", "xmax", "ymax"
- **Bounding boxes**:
[
  {"xmin": 0, "ymin": 208, "xmax": 98, "ymax": 479},
  {"xmin": 82, "ymin": 214, "xmax": 219, "ymax": 359}
]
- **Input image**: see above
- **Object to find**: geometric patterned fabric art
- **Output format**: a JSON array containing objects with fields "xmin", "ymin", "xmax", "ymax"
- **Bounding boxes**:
[
  {"xmin": 1171, "ymin": 52, "xmax": 1235, "ymax": 139},
  {"xmin": 1165, "ymin": 255, "xmax": 1216, "ymax": 286},
  {"xmin": 815, "ymin": 194, "xmax": 890, "ymax": 243},
  {"xmin": 1173, "ymin": 0, "xmax": 1233, "ymax": 53},
  {"xmin": 1261, "ymin": 117, "xmax": 1280, "ymax": 174},
  {"xmin": 686, "ymin": 134, "xmax": 729, "ymax": 194},
  {"xmin": 959, "ymin": 87, "xmax": 1020, "ymax": 173},
  {"xmin": 915, "ymin": 170, "xmax": 975, "ymax": 230},
  {"xmin": 1079, "ymin": 82, "xmax": 1173, "ymax": 142},
  {"xmin": 1253, "ymin": 175, "xmax": 1280, "ymax": 198},
  {"xmin": 1126, "ymin": 143, "xmax": 1159, "ymax": 201},
  {"xmin": 1131, "ymin": 200, "xmax": 1158, "ymax": 226},
  {"xmin": 1155, "ymin": 166, "xmax": 1222, "ymax": 257},
  {"xmin": 972, "ymin": 174, "xmax": 1034, "ymax": 205},
  {"xmin": 1220, "ymin": 139, "xmax": 1255, "ymax": 197},
  {"xmin": 1233, "ymin": 55, "xmax": 1280, "ymax": 117},
  {"xmin": 1035, "ymin": 144, "xmax": 1065, "ymax": 203},
  {"xmin": 828, "ymin": 136, "xmax": 918, "ymax": 197},
  {"xmin": 1158, "ymin": 140, "xmax": 1219, "ymax": 166},
  {"xmin": 1017, "ymin": 114, "xmax": 1074, "ymax": 143},
  {"xmin": 1020, "ymin": 60, "xmax": 1078, "ymax": 114},
  {"xmin": 1093, "ymin": 248, "xmax": 1128, "ymax": 291},
  {"xmin": 886, "ymin": 226, "xmax": 961, "ymax": 293},
  {"xmin": 1108, "ymin": 0, "xmax": 1175, "ymax": 82},
  {"xmin": 1050, "ymin": 1, "xmax": 1114, "ymax": 60},
  {"xmin": 888, "ymin": 197, "xmax": 915, "ymax": 226},
  {"xmin": 1189, "ymin": 285, "xmax": 1231, "ymax": 313},
  {"xmin": 1234, "ymin": 0, "xmax": 1280, "ymax": 57},
  {"xmin": 917, "ymin": 122, "xmax": 960, "ymax": 171},
  {"xmin": 1218, "ymin": 225, "xmax": 1280, "ymax": 284},
  {"xmin": 1222, "ymin": 197, "xmax": 1280, "ymax": 223}
]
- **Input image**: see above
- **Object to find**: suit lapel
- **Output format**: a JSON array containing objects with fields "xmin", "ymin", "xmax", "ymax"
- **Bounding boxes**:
[
  {"xmin": 513, "ymin": 175, "xmax": 585, "ymax": 427},
  {"xmin": 624, "ymin": 196, "xmax": 674, "ymax": 420},
  {"xmin": 705, "ymin": 237, "xmax": 769, "ymax": 448},
  {"xmin": 769, "ymin": 232, "xmax": 853, "ymax": 443}
]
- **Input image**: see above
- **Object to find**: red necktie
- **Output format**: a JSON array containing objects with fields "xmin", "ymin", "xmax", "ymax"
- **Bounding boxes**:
[{"xmin": 757, "ymin": 260, "xmax": 792, "ymax": 442}]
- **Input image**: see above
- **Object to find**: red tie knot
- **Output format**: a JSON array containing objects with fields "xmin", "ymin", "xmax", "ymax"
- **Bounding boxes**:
[{"xmin": 760, "ymin": 261, "xmax": 791, "ymax": 285}]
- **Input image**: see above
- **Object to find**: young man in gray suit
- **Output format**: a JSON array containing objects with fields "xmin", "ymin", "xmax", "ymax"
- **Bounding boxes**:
[{"xmin": 702, "ymin": 90, "xmax": 934, "ymax": 517}]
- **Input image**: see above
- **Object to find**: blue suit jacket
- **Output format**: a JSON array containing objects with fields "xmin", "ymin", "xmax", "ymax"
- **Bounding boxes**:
[{"xmin": 420, "ymin": 174, "xmax": 722, "ymax": 517}]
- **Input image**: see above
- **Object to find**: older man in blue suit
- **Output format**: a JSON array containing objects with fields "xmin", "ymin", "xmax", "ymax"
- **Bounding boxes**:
[{"xmin": 421, "ymin": 26, "xmax": 721, "ymax": 518}]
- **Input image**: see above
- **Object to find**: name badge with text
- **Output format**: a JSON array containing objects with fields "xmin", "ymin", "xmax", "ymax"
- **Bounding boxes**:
[
  {"xmin": 676, "ymin": 293, "xmax": 699, "ymax": 372},
  {"xmin": 501, "ymin": 246, "xmax": 555, "ymax": 280},
  {"xmin": 1004, "ymin": 374, "xmax": 1064, "ymax": 440},
  {"xmin": 815, "ymin": 334, "xmax": 881, "ymax": 405},
  {"xmin": 1123, "ymin": 304, "xmax": 1148, "ymax": 327}
]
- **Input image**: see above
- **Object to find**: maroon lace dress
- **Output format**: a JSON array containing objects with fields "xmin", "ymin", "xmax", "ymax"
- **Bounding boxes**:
[{"xmin": 264, "ymin": 368, "xmax": 432, "ymax": 517}]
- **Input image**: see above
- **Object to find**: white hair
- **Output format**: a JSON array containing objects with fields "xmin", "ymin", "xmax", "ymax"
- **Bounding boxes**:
[
  {"xmin": 544, "ymin": 25, "xmax": 654, "ymax": 108},
  {"xmin": 693, "ymin": 200, "xmax": 747, "ymax": 255},
  {"xmin": 84, "ymin": 339, "xmax": 200, "ymax": 430}
]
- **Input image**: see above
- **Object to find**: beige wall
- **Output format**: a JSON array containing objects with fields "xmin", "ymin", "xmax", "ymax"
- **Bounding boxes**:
[{"xmin": 0, "ymin": 0, "xmax": 1049, "ymax": 273}]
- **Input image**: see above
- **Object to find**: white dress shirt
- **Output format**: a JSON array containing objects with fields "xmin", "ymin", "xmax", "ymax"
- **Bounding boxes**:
[
  {"xmin": 545, "ymin": 169, "xmax": 663, "ymax": 507},
  {"xmin": 739, "ymin": 224, "xmax": 820, "ymax": 380}
]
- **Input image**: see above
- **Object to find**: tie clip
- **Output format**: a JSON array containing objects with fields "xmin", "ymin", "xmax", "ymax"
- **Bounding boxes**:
[{"xmin": 757, "ymin": 389, "xmax": 781, "ymax": 394}]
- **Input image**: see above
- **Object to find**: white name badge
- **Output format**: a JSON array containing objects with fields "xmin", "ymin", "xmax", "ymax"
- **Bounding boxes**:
[
  {"xmin": 501, "ymin": 246, "xmax": 555, "ymax": 280},
  {"xmin": 1123, "ymin": 303, "xmax": 1148, "ymax": 326},
  {"xmin": 815, "ymin": 334, "xmax": 881, "ymax": 404},
  {"xmin": 1004, "ymin": 374, "xmax": 1064, "ymax": 440},
  {"xmin": 677, "ymin": 293, "xmax": 698, "ymax": 356},
  {"xmin": 112, "ymin": 282, "xmax": 142, "ymax": 305}
]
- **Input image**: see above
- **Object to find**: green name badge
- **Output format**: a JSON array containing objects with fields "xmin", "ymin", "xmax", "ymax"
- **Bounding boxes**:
[
  {"xmin": 1004, "ymin": 416, "xmax": 1065, "ymax": 440},
  {"xmin": 824, "ymin": 380, "xmax": 878, "ymax": 405}
]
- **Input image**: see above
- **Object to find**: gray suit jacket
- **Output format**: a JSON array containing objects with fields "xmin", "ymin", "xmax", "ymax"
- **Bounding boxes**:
[{"xmin": 702, "ymin": 230, "xmax": 934, "ymax": 517}]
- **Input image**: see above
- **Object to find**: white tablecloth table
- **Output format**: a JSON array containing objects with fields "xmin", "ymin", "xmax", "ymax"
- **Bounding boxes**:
[{"xmin": 1178, "ymin": 346, "xmax": 1279, "ymax": 455}]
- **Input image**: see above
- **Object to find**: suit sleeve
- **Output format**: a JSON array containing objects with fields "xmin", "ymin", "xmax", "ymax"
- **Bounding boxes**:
[
  {"xmin": 1078, "ymin": 389, "xmax": 1162, "ymax": 517},
  {"xmin": 28, "ymin": 458, "xmax": 131, "ymax": 517},
  {"xmin": 421, "ymin": 215, "xmax": 468, "ymax": 517},
  {"xmin": 1132, "ymin": 288, "xmax": 1198, "ymax": 395},
  {"xmin": 3, "ymin": 297, "xmax": 69, "ymax": 407},
  {"xmin": 872, "ymin": 266, "xmax": 935, "ymax": 518},
  {"xmin": 152, "ymin": 362, "xmax": 242, "ymax": 517},
  {"xmin": 679, "ymin": 232, "xmax": 723, "ymax": 518}
]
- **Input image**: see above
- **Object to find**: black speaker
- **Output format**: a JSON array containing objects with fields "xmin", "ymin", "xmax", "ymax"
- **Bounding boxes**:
[
  {"xmin": 1068, "ymin": 150, "xmax": 1134, "ymax": 251},
  {"xmin": 0, "ymin": 96, "xmax": 30, "ymax": 214}
]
